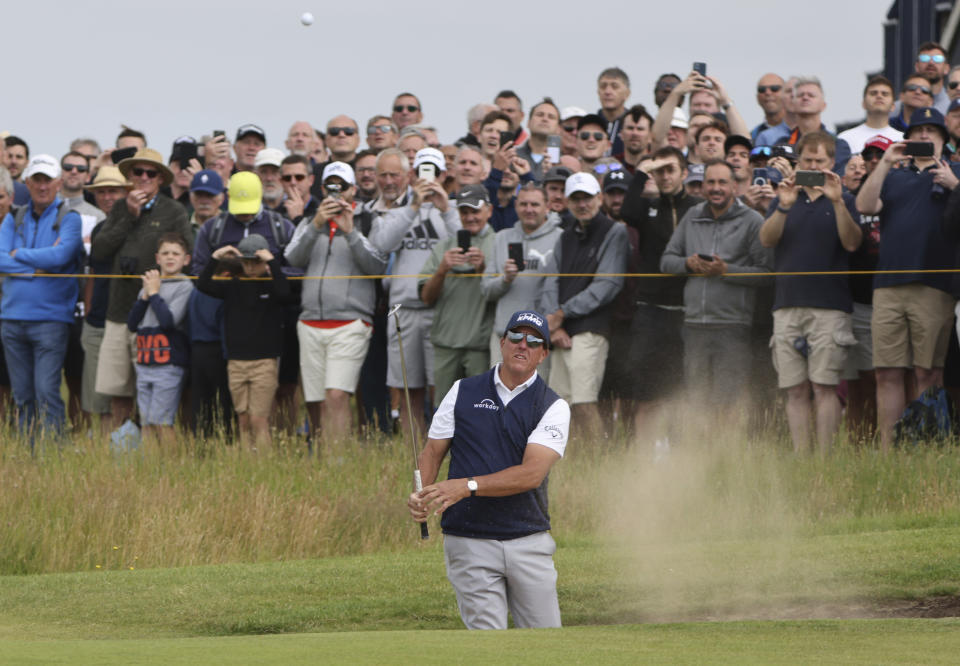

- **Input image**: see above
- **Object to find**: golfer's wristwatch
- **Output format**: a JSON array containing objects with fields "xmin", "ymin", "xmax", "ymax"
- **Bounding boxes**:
[{"xmin": 467, "ymin": 478, "xmax": 478, "ymax": 497}]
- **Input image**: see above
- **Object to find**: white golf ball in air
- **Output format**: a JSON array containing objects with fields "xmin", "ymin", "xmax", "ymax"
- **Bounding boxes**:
[{"xmin": 300, "ymin": 12, "xmax": 314, "ymax": 26}]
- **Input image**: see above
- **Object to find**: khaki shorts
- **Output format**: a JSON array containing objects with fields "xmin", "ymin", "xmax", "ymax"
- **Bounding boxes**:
[
  {"xmin": 548, "ymin": 331, "xmax": 608, "ymax": 405},
  {"xmin": 227, "ymin": 358, "xmax": 278, "ymax": 418},
  {"xmin": 94, "ymin": 320, "xmax": 138, "ymax": 398},
  {"xmin": 771, "ymin": 308, "xmax": 856, "ymax": 388},
  {"xmin": 841, "ymin": 302, "xmax": 876, "ymax": 380},
  {"xmin": 872, "ymin": 284, "xmax": 955, "ymax": 369},
  {"xmin": 298, "ymin": 319, "xmax": 372, "ymax": 403}
]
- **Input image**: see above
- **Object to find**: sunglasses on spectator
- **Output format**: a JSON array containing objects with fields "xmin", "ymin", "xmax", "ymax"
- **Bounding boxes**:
[
  {"xmin": 656, "ymin": 81, "xmax": 678, "ymax": 91},
  {"xmin": 327, "ymin": 127, "xmax": 357, "ymax": 137},
  {"xmin": 757, "ymin": 85, "xmax": 782, "ymax": 93},
  {"xmin": 506, "ymin": 331, "xmax": 545, "ymax": 348},
  {"xmin": 918, "ymin": 54, "xmax": 946, "ymax": 63},
  {"xmin": 861, "ymin": 149, "xmax": 884, "ymax": 160},
  {"xmin": 367, "ymin": 124, "xmax": 393, "ymax": 134},
  {"xmin": 132, "ymin": 167, "xmax": 159, "ymax": 179},
  {"xmin": 593, "ymin": 163, "xmax": 622, "ymax": 175},
  {"xmin": 905, "ymin": 83, "xmax": 933, "ymax": 95},
  {"xmin": 579, "ymin": 131, "xmax": 605, "ymax": 141},
  {"xmin": 62, "ymin": 163, "xmax": 89, "ymax": 173},
  {"xmin": 561, "ymin": 125, "xmax": 577, "ymax": 133},
  {"xmin": 394, "ymin": 105, "xmax": 419, "ymax": 113},
  {"xmin": 950, "ymin": 81, "xmax": 960, "ymax": 89},
  {"xmin": 281, "ymin": 174, "xmax": 307, "ymax": 182}
]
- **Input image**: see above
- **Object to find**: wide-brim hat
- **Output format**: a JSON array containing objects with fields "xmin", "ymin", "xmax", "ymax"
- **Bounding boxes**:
[
  {"xmin": 85, "ymin": 165, "xmax": 132, "ymax": 190},
  {"xmin": 117, "ymin": 148, "xmax": 174, "ymax": 187}
]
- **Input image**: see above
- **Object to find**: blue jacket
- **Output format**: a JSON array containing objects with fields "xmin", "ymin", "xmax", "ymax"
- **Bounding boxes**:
[{"xmin": 0, "ymin": 197, "xmax": 83, "ymax": 323}]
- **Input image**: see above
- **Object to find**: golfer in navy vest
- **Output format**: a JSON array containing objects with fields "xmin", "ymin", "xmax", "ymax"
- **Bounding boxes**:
[{"xmin": 408, "ymin": 309, "xmax": 571, "ymax": 630}]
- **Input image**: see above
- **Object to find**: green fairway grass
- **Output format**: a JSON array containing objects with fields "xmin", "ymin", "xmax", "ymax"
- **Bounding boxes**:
[{"xmin": 3, "ymin": 620, "xmax": 960, "ymax": 664}]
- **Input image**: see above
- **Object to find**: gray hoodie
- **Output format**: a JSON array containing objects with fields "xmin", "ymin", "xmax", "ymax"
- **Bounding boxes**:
[
  {"xmin": 368, "ymin": 202, "xmax": 461, "ymax": 308},
  {"xmin": 481, "ymin": 212, "xmax": 564, "ymax": 334},
  {"xmin": 284, "ymin": 218, "xmax": 388, "ymax": 322},
  {"xmin": 660, "ymin": 199, "xmax": 771, "ymax": 327}
]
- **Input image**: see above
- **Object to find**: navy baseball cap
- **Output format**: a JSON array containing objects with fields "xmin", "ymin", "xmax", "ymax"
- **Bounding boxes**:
[
  {"xmin": 504, "ymin": 310, "xmax": 550, "ymax": 346},
  {"xmin": 190, "ymin": 169, "xmax": 224, "ymax": 195},
  {"xmin": 906, "ymin": 106, "xmax": 948, "ymax": 141}
]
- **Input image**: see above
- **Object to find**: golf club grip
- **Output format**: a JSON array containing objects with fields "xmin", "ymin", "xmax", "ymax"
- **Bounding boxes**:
[
  {"xmin": 420, "ymin": 522, "xmax": 429, "ymax": 539},
  {"xmin": 414, "ymin": 469, "xmax": 429, "ymax": 540}
]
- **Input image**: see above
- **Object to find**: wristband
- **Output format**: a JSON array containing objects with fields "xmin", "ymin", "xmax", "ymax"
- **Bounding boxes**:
[{"xmin": 777, "ymin": 206, "xmax": 791, "ymax": 215}]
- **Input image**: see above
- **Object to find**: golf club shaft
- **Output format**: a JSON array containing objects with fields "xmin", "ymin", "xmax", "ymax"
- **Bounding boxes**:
[{"xmin": 392, "ymin": 306, "xmax": 429, "ymax": 540}]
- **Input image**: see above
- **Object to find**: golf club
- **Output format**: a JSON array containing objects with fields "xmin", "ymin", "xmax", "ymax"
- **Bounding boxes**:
[{"xmin": 389, "ymin": 303, "xmax": 429, "ymax": 540}]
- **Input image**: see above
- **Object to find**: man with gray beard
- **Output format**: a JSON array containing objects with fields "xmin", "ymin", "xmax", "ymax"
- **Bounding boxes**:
[{"xmin": 255, "ymin": 148, "xmax": 286, "ymax": 212}]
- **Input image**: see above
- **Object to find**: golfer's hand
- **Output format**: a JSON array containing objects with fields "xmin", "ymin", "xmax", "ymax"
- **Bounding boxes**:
[
  {"xmin": 417, "ymin": 479, "xmax": 469, "ymax": 516},
  {"xmin": 407, "ymin": 491, "xmax": 429, "ymax": 522}
]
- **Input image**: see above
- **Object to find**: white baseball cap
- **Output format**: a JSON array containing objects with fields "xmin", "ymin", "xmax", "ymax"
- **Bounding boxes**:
[
  {"xmin": 560, "ymin": 106, "xmax": 588, "ymax": 122},
  {"xmin": 254, "ymin": 148, "xmax": 285, "ymax": 168},
  {"xmin": 564, "ymin": 172, "xmax": 601, "ymax": 197},
  {"xmin": 671, "ymin": 107, "xmax": 689, "ymax": 130},
  {"xmin": 321, "ymin": 161, "xmax": 355, "ymax": 185},
  {"xmin": 23, "ymin": 154, "xmax": 61, "ymax": 180},
  {"xmin": 413, "ymin": 147, "xmax": 446, "ymax": 172}
]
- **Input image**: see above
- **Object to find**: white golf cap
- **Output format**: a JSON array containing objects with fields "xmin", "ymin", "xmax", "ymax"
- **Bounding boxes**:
[
  {"xmin": 23, "ymin": 154, "xmax": 61, "ymax": 180},
  {"xmin": 564, "ymin": 172, "xmax": 601, "ymax": 197},
  {"xmin": 560, "ymin": 106, "xmax": 588, "ymax": 122},
  {"xmin": 413, "ymin": 147, "xmax": 446, "ymax": 172},
  {"xmin": 254, "ymin": 148, "xmax": 285, "ymax": 168},
  {"xmin": 321, "ymin": 161, "xmax": 355, "ymax": 185},
  {"xmin": 671, "ymin": 107, "xmax": 689, "ymax": 130}
]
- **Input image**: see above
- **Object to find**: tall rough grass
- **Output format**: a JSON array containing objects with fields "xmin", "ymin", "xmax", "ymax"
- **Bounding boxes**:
[{"xmin": 3, "ymin": 403, "xmax": 960, "ymax": 576}]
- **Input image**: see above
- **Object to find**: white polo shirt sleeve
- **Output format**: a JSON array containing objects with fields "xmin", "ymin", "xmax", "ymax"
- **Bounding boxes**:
[
  {"xmin": 527, "ymin": 398, "xmax": 570, "ymax": 457},
  {"xmin": 426, "ymin": 381, "xmax": 460, "ymax": 440}
]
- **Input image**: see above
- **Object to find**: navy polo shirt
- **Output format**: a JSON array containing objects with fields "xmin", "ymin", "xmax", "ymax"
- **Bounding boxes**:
[
  {"xmin": 875, "ymin": 162, "xmax": 960, "ymax": 292},
  {"xmin": 442, "ymin": 368, "xmax": 560, "ymax": 541},
  {"xmin": 770, "ymin": 191, "xmax": 857, "ymax": 312}
]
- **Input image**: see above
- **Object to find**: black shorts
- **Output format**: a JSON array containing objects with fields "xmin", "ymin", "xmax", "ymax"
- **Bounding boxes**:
[
  {"xmin": 626, "ymin": 304, "xmax": 684, "ymax": 402},
  {"xmin": 63, "ymin": 318, "xmax": 84, "ymax": 381},
  {"xmin": 278, "ymin": 304, "xmax": 301, "ymax": 385}
]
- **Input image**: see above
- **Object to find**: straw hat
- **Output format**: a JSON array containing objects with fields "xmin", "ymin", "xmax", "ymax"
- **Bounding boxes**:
[
  {"xmin": 117, "ymin": 147, "xmax": 174, "ymax": 187},
  {"xmin": 85, "ymin": 165, "xmax": 131, "ymax": 190}
]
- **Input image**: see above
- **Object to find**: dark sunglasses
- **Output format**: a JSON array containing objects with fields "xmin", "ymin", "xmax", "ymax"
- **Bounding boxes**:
[
  {"xmin": 757, "ymin": 85, "xmax": 782, "ymax": 94},
  {"xmin": 750, "ymin": 146, "xmax": 772, "ymax": 157},
  {"xmin": 594, "ymin": 163, "xmax": 622, "ymax": 175},
  {"xmin": 394, "ymin": 104, "xmax": 419, "ymax": 113},
  {"xmin": 132, "ymin": 167, "xmax": 159, "ymax": 178},
  {"xmin": 905, "ymin": 83, "xmax": 933, "ymax": 95},
  {"xmin": 561, "ymin": 125, "xmax": 577, "ymax": 133},
  {"xmin": 281, "ymin": 174, "xmax": 307, "ymax": 182},
  {"xmin": 656, "ymin": 81, "xmax": 678, "ymax": 91},
  {"xmin": 506, "ymin": 331, "xmax": 545, "ymax": 348},
  {"xmin": 367, "ymin": 124, "xmax": 393, "ymax": 134},
  {"xmin": 579, "ymin": 131, "xmax": 605, "ymax": 141},
  {"xmin": 861, "ymin": 149, "xmax": 884, "ymax": 160},
  {"xmin": 327, "ymin": 127, "xmax": 357, "ymax": 137},
  {"xmin": 62, "ymin": 163, "xmax": 89, "ymax": 173},
  {"xmin": 949, "ymin": 81, "xmax": 960, "ymax": 90}
]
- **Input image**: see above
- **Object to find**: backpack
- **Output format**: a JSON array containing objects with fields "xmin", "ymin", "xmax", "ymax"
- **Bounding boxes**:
[
  {"xmin": 894, "ymin": 385, "xmax": 958, "ymax": 446},
  {"xmin": 204, "ymin": 209, "xmax": 291, "ymax": 253},
  {"xmin": 13, "ymin": 201, "xmax": 83, "ymax": 273}
]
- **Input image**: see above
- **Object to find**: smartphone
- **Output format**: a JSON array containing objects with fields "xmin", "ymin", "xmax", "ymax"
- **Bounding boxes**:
[
  {"xmin": 499, "ymin": 130, "xmax": 515, "ymax": 148},
  {"xmin": 693, "ymin": 62, "xmax": 707, "ymax": 76},
  {"xmin": 546, "ymin": 135, "xmax": 561, "ymax": 163},
  {"xmin": 326, "ymin": 182, "xmax": 343, "ymax": 200},
  {"xmin": 697, "ymin": 253, "xmax": 714, "ymax": 262},
  {"xmin": 457, "ymin": 229, "xmax": 472, "ymax": 254},
  {"xmin": 903, "ymin": 142, "xmax": 934, "ymax": 157},
  {"xmin": 111, "ymin": 146, "xmax": 137, "ymax": 164},
  {"xmin": 213, "ymin": 130, "xmax": 225, "ymax": 138},
  {"xmin": 175, "ymin": 143, "xmax": 198, "ymax": 169},
  {"xmin": 508, "ymin": 242, "xmax": 525, "ymax": 271},
  {"xmin": 795, "ymin": 170, "xmax": 825, "ymax": 188},
  {"xmin": 417, "ymin": 163, "xmax": 436, "ymax": 182}
]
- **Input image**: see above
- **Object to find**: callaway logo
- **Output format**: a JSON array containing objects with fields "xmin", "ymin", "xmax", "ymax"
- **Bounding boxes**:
[
  {"xmin": 544, "ymin": 424, "xmax": 562, "ymax": 439},
  {"xmin": 516, "ymin": 313, "xmax": 544, "ymax": 327},
  {"xmin": 473, "ymin": 398, "xmax": 499, "ymax": 411}
]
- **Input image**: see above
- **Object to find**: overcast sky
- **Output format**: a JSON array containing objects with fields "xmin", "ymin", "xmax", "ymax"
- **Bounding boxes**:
[{"xmin": 5, "ymin": 0, "xmax": 892, "ymax": 158}]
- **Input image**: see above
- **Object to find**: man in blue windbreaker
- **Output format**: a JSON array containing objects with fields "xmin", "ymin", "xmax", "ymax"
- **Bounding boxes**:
[{"xmin": 0, "ymin": 154, "xmax": 83, "ymax": 434}]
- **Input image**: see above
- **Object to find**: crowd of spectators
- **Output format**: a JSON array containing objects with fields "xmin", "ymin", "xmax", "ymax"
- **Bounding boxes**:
[{"xmin": 4, "ymin": 42, "xmax": 960, "ymax": 452}]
